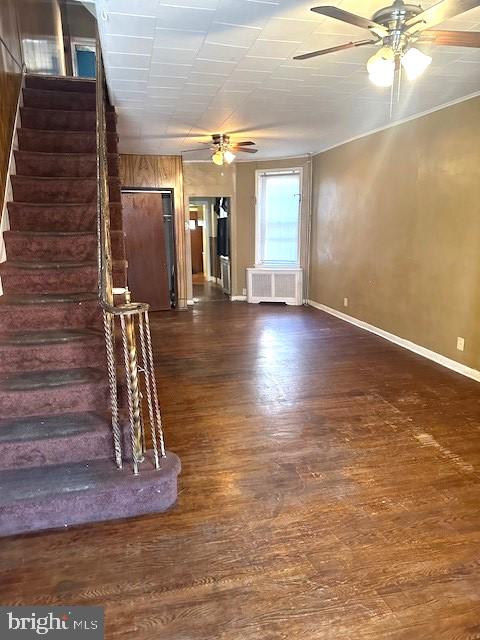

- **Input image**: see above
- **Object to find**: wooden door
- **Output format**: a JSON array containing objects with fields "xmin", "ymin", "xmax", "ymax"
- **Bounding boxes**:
[
  {"xmin": 122, "ymin": 192, "xmax": 171, "ymax": 311},
  {"xmin": 190, "ymin": 225, "xmax": 204, "ymax": 274}
]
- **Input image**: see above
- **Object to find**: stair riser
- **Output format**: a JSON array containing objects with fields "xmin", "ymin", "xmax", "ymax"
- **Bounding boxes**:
[
  {"xmin": 21, "ymin": 108, "xmax": 116, "ymax": 132},
  {"xmin": 4, "ymin": 232, "xmax": 125, "ymax": 262},
  {"xmin": 0, "ymin": 428, "xmax": 114, "ymax": 472},
  {"xmin": 0, "ymin": 302, "xmax": 102, "ymax": 331},
  {"xmin": 18, "ymin": 130, "xmax": 118, "ymax": 154},
  {"xmin": 1, "ymin": 382, "xmax": 109, "ymax": 419},
  {"xmin": 22, "ymin": 88, "xmax": 101, "ymax": 112},
  {"xmin": 25, "ymin": 76, "xmax": 96, "ymax": 93},
  {"xmin": 0, "ymin": 340, "xmax": 106, "ymax": 372},
  {"xmin": 1, "ymin": 266, "xmax": 126, "ymax": 294},
  {"xmin": 11, "ymin": 177, "xmax": 120, "ymax": 204},
  {"xmin": 15, "ymin": 152, "xmax": 119, "ymax": 178},
  {"xmin": 1, "ymin": 266, "xmax": 98, "ymax": 294},
  {"xmin": 8, "ymin": 204, "xmax": 123, "ymax": 232}
]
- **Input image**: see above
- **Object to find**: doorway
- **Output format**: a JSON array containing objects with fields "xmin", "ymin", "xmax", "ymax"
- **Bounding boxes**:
[
  {"xmin": 121, "ymin": 189, "xmax": 176, "ymax": 311},
  {"xmin": 189, "ymin": 197, "xmax": 231, "ymax": 303}
]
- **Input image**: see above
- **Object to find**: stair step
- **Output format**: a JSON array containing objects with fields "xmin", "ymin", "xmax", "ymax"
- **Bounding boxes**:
[
  {"xmin": 0, "ymin": 329, "xmax": 105, "ymax": 372},
  {"xmin": 11, "ymin": 176, "xmax": 121, "ymax": 204},
  {"xmin": 7, "ymin": 202, "xmax": 123, "ymax": 233},
  {"xmin": 0, "ymin": 451, "xmax": 180, "ymax": 536},
  {"xmin": 20, "ymin": 107, "xmax": 116, "ymax": 132},
  {"xmin": 23, "ymin": 88, "xmax": 111, "ymax": 112},
  {"xmin": 25, "ymin": 75, "xmax": 96, "ymax": 93},
  {"xmin": 0, "ymin": 260, "xmax": 126, "ymax": 294},
  {"xmin": 0, "ymin": 293, "xmax": 101, "ymax": 331},
  {"xmin": 14, "ymin": 151, "xmax": 119, "ymax": 178},
  {"xmin": 0, "ymin": 412, "xmax": 114, "ymax": 471},
  {"xmin": 0, "ymin": 367, "xmax": 109, "ymax": 418},
  {"xmin": 18, "ymin": 129, "xmax": 118, "ymax": 153},
  {"xmin": 4, "ymin": 230, "xmax": 125, "ymax": 262}
]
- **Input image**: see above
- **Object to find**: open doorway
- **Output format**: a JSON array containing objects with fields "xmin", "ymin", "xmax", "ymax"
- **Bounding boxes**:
[{"xmin": 189, "ymin": 197, "xmax": 231, "ymax": 303}]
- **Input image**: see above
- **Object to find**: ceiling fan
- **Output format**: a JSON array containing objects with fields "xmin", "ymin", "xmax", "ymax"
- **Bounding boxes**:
[
  {"xmin": 182, "ymin": 134, "xmax": 258, "ymax": 165},
  {"xmin": 294, "ymin": 0, "xmax": 480, "ymax": 87}
]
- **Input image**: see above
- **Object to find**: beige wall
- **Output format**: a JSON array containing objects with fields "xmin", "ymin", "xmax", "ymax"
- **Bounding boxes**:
[
  {"xmin": 184, "ymin": 157, "xmax": 311, "ymax": 297},
  {"xmin": 310, "ymin": 96, "xmax": 480, "ymax": 370}
]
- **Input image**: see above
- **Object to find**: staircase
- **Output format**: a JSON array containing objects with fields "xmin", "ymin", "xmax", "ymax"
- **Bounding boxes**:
[{"xmin": 0, "ymin": 75, "xmax": 180, "ymax": 537}]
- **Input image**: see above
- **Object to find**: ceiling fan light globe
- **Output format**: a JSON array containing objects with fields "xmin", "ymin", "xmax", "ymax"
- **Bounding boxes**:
[
  {"xmin": 366, "ymin": 46, "xmax": 394, "ymax": 73},
  {"xmin": 401, "ymin": 47, "xmax": 432, "ymax": 80},
  {"xmin": 224, "ymin": 150, "xmax": 236, "ymax": 164},
  {"xmin": 212, "ymin": 150, "xmax": 224, "ymax": 166}
]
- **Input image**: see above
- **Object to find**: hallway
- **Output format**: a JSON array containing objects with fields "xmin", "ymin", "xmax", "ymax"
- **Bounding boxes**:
[{"xmin": 2, "ymin": 298, "xmax": 480, "ymax": 638}]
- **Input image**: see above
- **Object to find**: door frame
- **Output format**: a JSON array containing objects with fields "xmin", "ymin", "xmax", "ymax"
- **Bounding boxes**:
[{"xmin": 121, "ymin": 186, "xmax": 177, "ymax": 308}]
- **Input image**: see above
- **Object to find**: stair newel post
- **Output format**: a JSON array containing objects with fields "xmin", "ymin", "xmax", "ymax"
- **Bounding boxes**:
[
  {"xmin": 144, "ymin": 310, "xmax": 167, "ymax": 459},
  {"xmin": 120, "ymin": 312, "xmax": 144, "ymax": 475},
  {"xmin": 138, "ymin": 310, "xmax": 160, "ymax": 470},
  {"xmin": 103, "ymin": 310, "xmax": 123, "ymax": 469}
]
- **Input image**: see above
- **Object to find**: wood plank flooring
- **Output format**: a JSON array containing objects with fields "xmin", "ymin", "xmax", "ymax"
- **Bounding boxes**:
[{"xmin": 2, "ymin": 293, "xmax": 480, "ymax": 639}]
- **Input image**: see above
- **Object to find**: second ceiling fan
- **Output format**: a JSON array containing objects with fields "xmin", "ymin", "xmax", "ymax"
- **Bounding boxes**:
[{"xmin": 294, "ymin": 0, "xmax": 480, "ymax": 87}]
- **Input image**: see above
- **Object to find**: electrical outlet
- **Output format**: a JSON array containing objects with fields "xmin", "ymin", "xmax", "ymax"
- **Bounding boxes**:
[
  {"xmin": 343, "ymin": 297, "xmax": 348, "ymax": 308},
  {"xmin": 457, "ymin": 337, "xmax": 465, "ymax": 352}
]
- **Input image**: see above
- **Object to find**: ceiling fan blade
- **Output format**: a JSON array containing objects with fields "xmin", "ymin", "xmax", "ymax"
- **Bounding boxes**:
[
  {"xmin": 419, "ymin": 28, "xmax": 480, "ymax": 46},
  {"xmin": 294, "ymin": 39, "xmax": 377, "ymax": 60},
  {"xmin": 182, "ymin": 146, "xmax": 212, "ymax": 153},
  {"xmin": 233, "ymin": 141, "xmax": 256, "ymax": 145},
  {"xmin": 233, "ymin": 147, "xmax": 258, "ymax": 154},
  {"xmin": 311, "ymin": 6, "xmax": 388, "ymax": 37},
  {"xmin": 405, "ymin": 0, "xmax": 480, "ymax": 33}
]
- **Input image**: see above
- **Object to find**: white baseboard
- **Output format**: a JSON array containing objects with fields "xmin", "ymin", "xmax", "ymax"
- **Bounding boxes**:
[
  {"xmin": 307, "ymin": 299, "xmax": 480, "ymax": 383},
  {"xmin": 231, "ymin": 295, "xmax": 247, "ymax": 302},
  {"xmin": 187, "ymin": 298, "xmax": 194, "ymax": 306}
]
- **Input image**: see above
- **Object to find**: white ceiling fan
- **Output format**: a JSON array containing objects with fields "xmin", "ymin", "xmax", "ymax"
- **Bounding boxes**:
[{"xmin": 294, "ymin": 0, "xmax": 480, "ymax": 88}]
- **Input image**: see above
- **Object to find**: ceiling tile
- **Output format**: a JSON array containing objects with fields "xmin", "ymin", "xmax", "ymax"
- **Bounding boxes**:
[
  {"xmin": 155, "ymin": 5, "xmax": 215, "ymax": 31},
  {"xmin": 105, "ymin": 12, "xmax": 156, "ymax": 38}
]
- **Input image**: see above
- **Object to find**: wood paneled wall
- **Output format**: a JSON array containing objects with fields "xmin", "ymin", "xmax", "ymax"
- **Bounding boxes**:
[
  {"xmin": 0, "ymin": 0, "xmax": 23, "ymax": 209},
  {"xmin": 119, "ymin": 154, "xmax": 188, "ymax": 309}
]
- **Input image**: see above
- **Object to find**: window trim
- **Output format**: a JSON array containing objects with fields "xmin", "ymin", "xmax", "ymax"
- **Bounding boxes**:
[{"xmin": 254, "ymin": 167, "xmax": 303, "ymax": 268}]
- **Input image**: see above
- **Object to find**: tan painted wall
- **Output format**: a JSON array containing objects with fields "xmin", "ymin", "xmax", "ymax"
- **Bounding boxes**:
[
  {"xmin": 184, "ymin": 157, "xmax": 311, "ymax": 296},
  {"xmin": 310, "ymin": 96, "xmax": 480, "ymax": 370}
]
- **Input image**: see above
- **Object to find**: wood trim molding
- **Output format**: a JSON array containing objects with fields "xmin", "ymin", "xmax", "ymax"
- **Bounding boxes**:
[{"xmin": 307, "ymin": 299, "xmax": 480, "ymax": 383}]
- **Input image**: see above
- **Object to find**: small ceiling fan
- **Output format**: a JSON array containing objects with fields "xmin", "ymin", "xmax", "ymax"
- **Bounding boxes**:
[
  {"xmin": 182, "ymin": 134, "xmax": 258, "ymax": 165},
  {"xmin": 294, "ymin": 0, "xmax": 480, "ymax": 87}
]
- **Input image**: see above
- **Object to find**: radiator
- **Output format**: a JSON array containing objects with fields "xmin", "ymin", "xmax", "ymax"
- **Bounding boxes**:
[{"xmin": 246, "ymin": 267, "xmax": 303, "ymax": 305}]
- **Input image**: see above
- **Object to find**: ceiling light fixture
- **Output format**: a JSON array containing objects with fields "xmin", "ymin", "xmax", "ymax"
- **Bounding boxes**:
[
  {"xmin": 367, "ymin": 46, "xmax": 395, "ymax": 87},
  {"xmin": 211, "ymin": 150, "xmax": 224, "ymax": 166},
  {"xmin": 223, "ymin": 150, "xmax": 236, "ymax": 164},
  {"xmin": 401, "ymin": 47, "xmax": 432, "ymax": 80}
]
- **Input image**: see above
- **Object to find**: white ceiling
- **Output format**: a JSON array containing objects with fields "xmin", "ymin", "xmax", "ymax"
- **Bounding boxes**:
[{"xmin": 95, "ymin": 0, "xmax": 480, "ymax": 159}]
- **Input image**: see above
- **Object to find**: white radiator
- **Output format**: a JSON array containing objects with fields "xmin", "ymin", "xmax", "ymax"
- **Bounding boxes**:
[{"xmin": 246, "ymin": 267, "xmax": 303, "ymax": 305}]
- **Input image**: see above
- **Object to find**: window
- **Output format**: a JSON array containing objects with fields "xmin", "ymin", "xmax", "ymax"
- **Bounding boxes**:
[{"xmin": 255, "ymin": 169, "xmax": 301, "ymax": 267}]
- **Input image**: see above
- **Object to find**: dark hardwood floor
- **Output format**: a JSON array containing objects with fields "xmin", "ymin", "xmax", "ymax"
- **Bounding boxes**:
[{"xmin": 2, "ymin": 297, "xmax": 480, "ymax": 639}]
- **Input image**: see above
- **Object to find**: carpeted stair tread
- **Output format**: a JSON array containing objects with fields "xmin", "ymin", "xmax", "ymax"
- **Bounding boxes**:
[
  {"xmin": 0, "ymin": 451, "xmax": 181, "ymax": 536},
  {"xmin": 0, "ymin": 328, "xmax": 102, "ymax": 346},
  {"xmin": 4, "ymin": 230, "xmax": 125, "ymax": 262},
  {"xmin": 0, "ymin": 412, "xmax": 114, "ymax": 472},
  {"xmin": 1, "ymin": 367, "xmax": 106, "ymax": 391},
  {"xmin": 7, "ymin": 202, "xmax": 123, "ymax": 232},
  {"xmin": 14, "ymin": 150, "xmax": 119, "ymax": 178},
  {"xmin": 18, "ymin": 129, "xmax": 118, "ymax": 154},
  {"xmin": 0, "ymin": 291, "xmax": 98, "ymax": 305},
  {"xmin": 11, "ymin": 175, "xmax": 120, "ymax": 204},
  {"xmin": 25, "ymin": 75, "xmax": 96, "ymax": 93},
  {"xmin": 0, "ymin": 412, "xmax": 107, "ymax": 444},
  {"xmin": 20, "ymin": 107, "xmax": 116, "ymax": 132}
]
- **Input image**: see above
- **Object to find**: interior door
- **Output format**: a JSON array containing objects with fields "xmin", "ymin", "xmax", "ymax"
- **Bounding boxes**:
[
  {"xmin": 190, "ymin": 224, "xmax": 204, "ymax": 274},
  {"xmin": 122, "ymin": 192, "xmax": 171, "ymax": 311}
]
